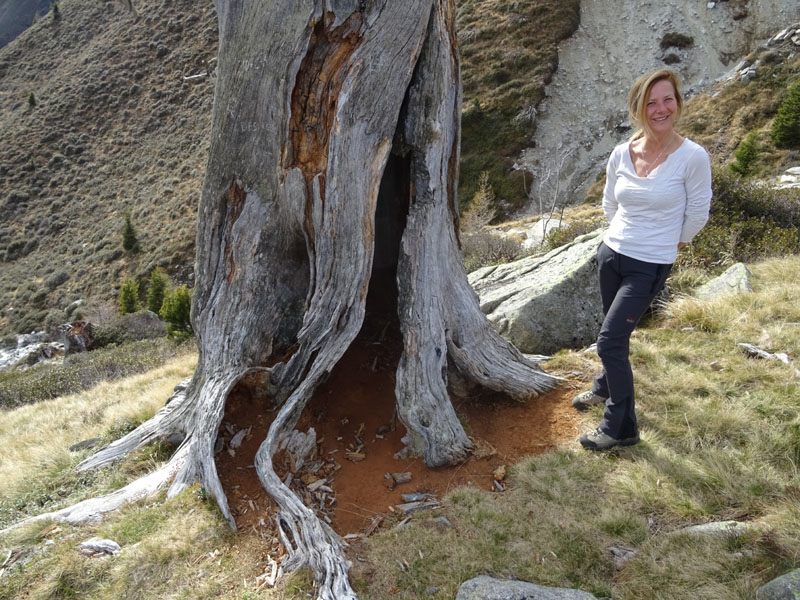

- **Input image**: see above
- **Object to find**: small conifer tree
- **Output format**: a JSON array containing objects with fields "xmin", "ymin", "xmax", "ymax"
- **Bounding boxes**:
[
  {"xmin": 730, "ymin": 131, "xmax": 759, "ymax": 176},
  {"xmin": 52, "ymin": 2, "xmax": 60, "ymax": 20},
  {"xmin": 160, "ymin": 285, "xmax": 193, "ymax": 338},
  {"xmin": 118, "ymin": 278, "xmax": 142, "ymax": 315},
  {"xmin": 771, "ymin": 80, "xmax": 800, "ymax": 149},
  {"xmin": 146, "ymin": 267, "xmax": 169, "ymax": 314},
  {"xmin": 460, "ymin": 171, "xmax": 496, "ymax": 233},
  {"xmin": 27, "ymin": 92, "xmax": 36, "ymax": 108},
  {"xmin": 121, "ymin": 212, "xmax": 139, "ymax": 252}
]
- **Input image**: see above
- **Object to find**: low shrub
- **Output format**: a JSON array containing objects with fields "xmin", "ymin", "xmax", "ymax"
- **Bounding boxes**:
[
  {"xmin": 542, "ymin": 218, "xmax": 605, "ymax": 251},
  {"xmin": 461, "ymin": 230, "xmax": 523, "ymax": 273},
  {"xmin": 680, "ymin": 169, "xmax": 800, "ymax": 270},
  {"xmin": 92, "ymin": 310, "xmax": 167, "ymax": 350},
  {"xmin": 160, "ymin": 285, "xmax": 192, "ymax": 339},
  {"xmin": 118, "ymin": 278, "xmax": 141, "ymax": 316},
  {"xmin": 0, "ymin": 338, "xmax": 191, "ymax": 409},
  {"xmin": 771, "ymin": 78, "xmax": 800, "ymax": 149},
  {"xmin": 660, "ymin": 32, "xmax": 694, "ymax": 49},
  {"xmin": 145, "ymin": 267, "xmax": 169, "ymax": 314},
  {"xmin": 729, "ymin": 131, "xmax": 759, "ymax": 176}
]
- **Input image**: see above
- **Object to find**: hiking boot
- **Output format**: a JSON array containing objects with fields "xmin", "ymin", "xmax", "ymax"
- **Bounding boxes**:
[
  {"xmin": 578, "ymin": 428, "xmax": 640, "ymax": 451},
  {"xmin": 572, "ymin": 391, "xmax": 607, "ymax": 411}
]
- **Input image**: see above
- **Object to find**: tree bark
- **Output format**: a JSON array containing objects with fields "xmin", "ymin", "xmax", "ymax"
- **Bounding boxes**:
[{"xmin": 6, "ymin": 1, "xmax": 560, "ymax": 597}]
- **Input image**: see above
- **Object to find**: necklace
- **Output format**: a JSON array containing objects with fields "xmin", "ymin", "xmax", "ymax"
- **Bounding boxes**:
[{"xmin": 642, "ymin": 134, "xmax": 677, "ymax": 176}]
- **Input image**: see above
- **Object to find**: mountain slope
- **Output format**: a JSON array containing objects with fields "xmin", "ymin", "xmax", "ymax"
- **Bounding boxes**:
[{"xmin": 0, "ymin": 0, "xmax": 217, "ymax": 334}]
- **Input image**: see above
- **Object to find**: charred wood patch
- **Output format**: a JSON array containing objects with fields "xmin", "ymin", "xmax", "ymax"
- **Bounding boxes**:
[{"xmin": 287, "ymin": 13, "xmax": 363, "ymax": 186}]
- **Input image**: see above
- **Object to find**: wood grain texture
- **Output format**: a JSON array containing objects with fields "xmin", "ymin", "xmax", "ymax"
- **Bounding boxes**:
[{"xmin": 22, "ymin": 1, "xmax": 561, "ymax": 596}]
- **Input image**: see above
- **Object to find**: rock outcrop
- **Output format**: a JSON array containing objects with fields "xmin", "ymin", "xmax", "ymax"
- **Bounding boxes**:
[
  {"xmin": 519, "ymin": 1, "xmax": 800, "ymax": 211},
  {"xmin": 468, "ymin": 229, "xmax": 604, "ymax": 355},
  {"xmin": 756, "ymin": 568, "xmax": 800, "ymax": 600}
]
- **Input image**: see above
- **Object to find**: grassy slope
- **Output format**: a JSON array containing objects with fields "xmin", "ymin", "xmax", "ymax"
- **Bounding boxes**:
[
  {"xmin": 457, "ymin": 0, "xmax": 580, "ymax": 214},
  {"xmin": 680, "ymin": 43, "xmax": 800, "ymax": 177},
  {"xmin": 2, "ymin": 256, "xmax": 799, "ymax": 599},
  {"xmin": 0, "ymin": 0, "xmax": 217, "ymax": 336}
]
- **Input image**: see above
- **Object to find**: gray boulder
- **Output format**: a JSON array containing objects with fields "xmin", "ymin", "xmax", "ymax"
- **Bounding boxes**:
[
  {"xmin": 468, "ymin": 229, "xmax": 604, "ymax": 354},
  {"xmin": 695, "ymin": 263, "xmax": 753, "ymax": 301},
  {"xmin": 756, "ymin": 569, "xmax": 800, "ymax": 600},
  {"xmin": 678, "ymin": 520, "xmax": 761, "ymax": 539},
  {"xmin": 456, "ymin": 575, "xmax": 599, "ymax": 600}
]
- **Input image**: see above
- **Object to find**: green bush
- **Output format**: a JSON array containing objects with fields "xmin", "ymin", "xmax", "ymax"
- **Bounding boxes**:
[
  {"xmin": 118, "ymin": 278, "xmax": 142, "ymax": 316},
  {"xmin": 660, "ymin": 32, "xmax": 694, "ymax": 49},
  {"xmin": 681, "ymin": 169, "xmax": 800, "ymax": 270},
  {"xmin": 729, "ymin": 131, "xmax": 759, "ymax": 176},
  {"xmin": 146, "ymin": 267, "xmax": 169, "ymax": 314},
  {"xmin": 160, "ymin": 285, "xmax": 193, "ymax": 339},
  {"xmin": 771, "ymin": 79, "xmax": 800, "ymax": 149},
  {"xmin": 27, "ymin": 92, "xmax": 36, "ymax": 108},
  {"xmin": 542, "ymin": 218, "xmax": 606, "ymax": 251},
  {"xmin": 121, "ymin": 212, "xmax": 139, "ymax": 253}
]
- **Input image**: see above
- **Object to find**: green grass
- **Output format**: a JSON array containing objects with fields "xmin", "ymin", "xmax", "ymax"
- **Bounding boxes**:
[{"xmin": 0, "ymin": 337, "xmax": 194, "ymax": 409}]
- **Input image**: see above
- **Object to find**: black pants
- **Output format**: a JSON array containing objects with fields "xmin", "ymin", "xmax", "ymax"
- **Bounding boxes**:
[{"xmin": 591, "ymin": 242, "xmax": 672, "ymax": 439}]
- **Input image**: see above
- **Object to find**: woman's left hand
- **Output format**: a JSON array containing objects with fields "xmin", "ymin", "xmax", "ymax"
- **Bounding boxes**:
[{"xmin": 677, "ymin": 242, "xmax": 687, "ymax": 250}]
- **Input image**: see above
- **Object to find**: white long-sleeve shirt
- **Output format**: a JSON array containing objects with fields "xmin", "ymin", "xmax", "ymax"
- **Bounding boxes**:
[{"xmin": 602, "ymin": 138, "xmax": 712, "ymax": 264}]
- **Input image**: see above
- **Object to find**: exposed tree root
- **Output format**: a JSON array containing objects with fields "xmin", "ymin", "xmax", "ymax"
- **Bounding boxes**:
[
  {"xmin": 255, "ymin": 386, "xmax": 357, "ymax": 599},
  {"xmin": 0, "ymin": 444, "xmax": 189, "ymax": 534}
]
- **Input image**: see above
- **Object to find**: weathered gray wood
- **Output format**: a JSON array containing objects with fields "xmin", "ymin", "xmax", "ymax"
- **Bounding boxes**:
[{"xmin": 14, "ymin": 1, "xmax": 561, "ymax": 596}]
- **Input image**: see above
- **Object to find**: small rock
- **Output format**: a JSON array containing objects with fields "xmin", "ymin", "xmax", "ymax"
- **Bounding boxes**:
[
  {"xmin": 229, "ymin": 428, "xmax": 249, "ymax": 449},
  {"xmin": 345, "ymin": 451, "xmax": 366, "ymax": 462},
  {"xmin": 678, "ymin": 520, "xmax": 760, "ymax": 539},
  {"xmin": 392, "ymin": 472, "xmax": 412, "ymax": 484},
  {"xmin": 69, "ymin": 438, "xmax": 102, "ymax": 452},
  {"xmin": 608, "ymin": 544, "xmax": 637, "ymax": 568},
  {"xmin": 695, "ymin": 263, "xmax": 753, "ymax": 300},
  {"xmin": 432, "ymin": 516, "xmax": 454, "ymax": 529},
  {"xmin": 79, "ymin": 538, "xmax": 121, "ymax": 556},
  {"xmin": 456, "ymin": 575, "xmax": 599, "ymax": 599},
  {"xmin": 493, "ymin": 465, "xmax": 507, "ymax": 482}
]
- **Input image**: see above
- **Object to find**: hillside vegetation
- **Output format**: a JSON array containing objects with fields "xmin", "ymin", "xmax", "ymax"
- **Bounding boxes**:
[
  {"xmin": 1, "ymin": 255, "xmax": 799, "ymax": 599},
  {"xmin": 0, "ymin": 0, "xmax": 216, "ymax": 336},
  {"xmin": 0, "ymin": 0, "xmax": 581, "ymax": 338}
]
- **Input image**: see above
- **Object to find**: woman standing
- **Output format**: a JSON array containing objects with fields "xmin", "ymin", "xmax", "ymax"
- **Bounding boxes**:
[{"xmin": 573, "ymin": 69, "xmax": 712, "ymax": 451}]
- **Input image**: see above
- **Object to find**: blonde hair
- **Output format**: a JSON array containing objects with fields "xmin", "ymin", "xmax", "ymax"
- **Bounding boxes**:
[{"xmin": 628, "ymin": 69, "xmax": 683, "ymax": 140}]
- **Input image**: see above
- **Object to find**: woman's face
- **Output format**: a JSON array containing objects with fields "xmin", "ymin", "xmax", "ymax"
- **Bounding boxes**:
[{"xmin": 645, "ymin": 79, "xmax": 679, "ymax": 136}]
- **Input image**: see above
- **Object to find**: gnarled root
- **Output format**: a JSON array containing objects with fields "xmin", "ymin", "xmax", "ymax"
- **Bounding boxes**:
[
  {"xmin": 0, "ymin": 444, "xmax": 189, "ymax": 534},
  {"xmin": 254, "ymin": 379, "xmax": 358, "ymax": 600},
  {"xmin": 77, "ymin": 377, "xmax": 193, "ymax": 472}
]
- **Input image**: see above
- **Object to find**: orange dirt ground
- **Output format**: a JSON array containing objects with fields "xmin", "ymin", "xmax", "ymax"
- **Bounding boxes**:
[{"xmin": 216, "ymin": 319, "xmax": 581, "ymax": 540}]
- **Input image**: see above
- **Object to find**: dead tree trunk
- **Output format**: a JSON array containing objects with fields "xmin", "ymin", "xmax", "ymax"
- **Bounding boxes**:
[{"xmin": 7, "ymin": 1, "xmax": 559, "ymax": 597}]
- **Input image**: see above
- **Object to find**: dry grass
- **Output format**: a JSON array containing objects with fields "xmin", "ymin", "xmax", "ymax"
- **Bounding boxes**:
[
  {"xmin": 2, "ymin": 257, "xmax": 800, "ymax": 599},
  {"xmin": 0, "ymin": 352, "xmax": 196, "ymax": 501}
]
